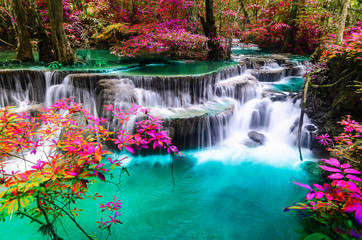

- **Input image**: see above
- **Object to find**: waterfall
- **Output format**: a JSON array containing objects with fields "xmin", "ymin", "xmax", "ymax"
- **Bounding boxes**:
[
  {"xmin": 0, "ymin": 57, "xmax": 313, "ymax": 151},
  {"xmin": 0, "ymin": 70, "xmax": 46, "ymax": 108}
]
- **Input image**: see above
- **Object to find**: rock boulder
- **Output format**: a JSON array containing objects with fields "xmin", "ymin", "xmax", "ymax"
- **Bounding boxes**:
[{"xmin": 247, "ymin": 131, "xmax": 267, "ymax": 144}]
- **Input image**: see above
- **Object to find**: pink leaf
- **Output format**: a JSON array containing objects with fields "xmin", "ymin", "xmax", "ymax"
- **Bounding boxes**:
[
  {"xmin": 341, "ymin": 163, "xmax": 351, "ymax": 169},
  {"xmin": 66, "ymin": 171, "xmax": 78, "ymax": 177},
  {"xmin": 355, "ymin": 205, "xmax": 362, "ymax": 224},
  {"xmin": 325, "ymin": 194, "xmax": 334, "ymax": 201},
  {"xmin": 343, "ymin": 169, "xmax": 362, "ymax": 175},
  {"xmin": 319, "ymin": 165, "xmax": 341, "ymax": 172},
  {"xmin": 321, "ymin": 158, "xmax": 340, "ymax": 167},
  {"xmin": 95, "ymin": 163, "xmax": 105, "ymax": 169},
  {"xmin": 346, "ymin": 175, "xmax": 362, "ymax": 182},
  {"xmin": 313, "ymin": 184, "xmax": 324, "ymax": 191},
  {"xmin": 124, "ymin": 145, "xmax": 135, "ymax": 154},
  {"xmin": 328, "ymin": 173, "xmax": 344, "ymax": 179},
  {"xmin": 315, "ymin": 191, "xmax": 324, "ymax": 199},
  {"xmin": 306, "ymin": 192, "xmax": 316, "ymax": 200},
  {"xmin": 293, "ymin": 181, "xmax": 313, "ymax": 191}
]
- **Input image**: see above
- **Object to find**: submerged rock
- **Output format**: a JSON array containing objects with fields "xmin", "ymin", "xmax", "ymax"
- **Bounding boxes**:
[
  {"xmin": 243, "ymin": 139, "xmax": 263, "ymax": 147},
  {"xmin": 302, "ymin": 161, "xmax": 321, "ymax": 179},
  {"xmin": 162, "ymin": 126, "xmax": 175, "ymax": 140},
  {"xmin": 262, "ymin": 91, "xmax": 288, "ymax": 102},
  {"xmin": 290, "ymin": 118, "xmax": 299, "ymax": 133},
  {"xmin": 67, "ymin": 73, "xmax": 115, "ymax": 90},
  {"xmin": 13, "ymin": 104, "xmax": 43, "ymax": 117}
]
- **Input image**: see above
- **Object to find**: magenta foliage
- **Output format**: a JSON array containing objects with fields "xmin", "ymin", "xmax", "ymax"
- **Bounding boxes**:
[
  {"xmin": 288, "ymin": 157, "xmax": 362, "ymax": 226},
  {"xmin": 321, "ymin": 22, "xmax": 362, "ymax": 60},
  {"xmin": 97, "ymin": 196, "xmax": 123, "ymax": 229},
  {"xmin": 339, "ymin": 116, "xmax": 362, "ymax": 134},
  {"xmin": 240, "ymin": 0, "xmax": 330, "ymax": 54},
  {"xmin": 105, "ymin": 104, "xmax": 182, "ymax": 156},
  {"xmin": 316, "ymin": 133, "xmax": 332, "ymax": 146}
]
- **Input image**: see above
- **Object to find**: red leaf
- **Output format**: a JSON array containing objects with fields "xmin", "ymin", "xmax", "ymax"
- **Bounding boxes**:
[{"xmin": 72, "ymin": 182, "xmax": 79, "ymax": 193}]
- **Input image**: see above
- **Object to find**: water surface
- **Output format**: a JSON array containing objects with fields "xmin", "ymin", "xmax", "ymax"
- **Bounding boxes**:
[{"xmin": 2, "ymin": 146, "xmax": 316, "ymax": 240}]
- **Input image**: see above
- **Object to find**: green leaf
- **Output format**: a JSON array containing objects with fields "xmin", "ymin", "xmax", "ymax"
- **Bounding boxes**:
[
  {"xmin": 303, "ymin": 233, "xmax": 331, "ymax": 240},
  {"xmin": 35, "ymin": 186, "xmax": 46, "ymax": 192},
  {"xmin": 122, "ymin": 167, "xmax": 130, "ymax": 176}
]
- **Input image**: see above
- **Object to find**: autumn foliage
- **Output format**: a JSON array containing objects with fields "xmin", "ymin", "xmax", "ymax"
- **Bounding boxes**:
[
  {"xmin": 2, "ymin": 0, "xmax": 361, "ymax": 58},
  {"xmin": 286, "ymin": 118, "xmax": 362, "ymax": 239},
  {"xmin": 320, "ymin": 22, "xmax": 362, "ymax": 62},
  {"xmin": 0, "ymin": 99, "xmax": 179, "ymax": 239}
]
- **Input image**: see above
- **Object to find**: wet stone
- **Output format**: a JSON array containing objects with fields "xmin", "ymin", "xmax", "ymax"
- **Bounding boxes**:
[{"xmin": 247, "ymin": 131, "xmax": 267, "ymax": 144}]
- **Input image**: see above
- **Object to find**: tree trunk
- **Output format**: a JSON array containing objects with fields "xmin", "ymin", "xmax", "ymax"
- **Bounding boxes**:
[
  {"xmin": 45, "ymin": 0, "xmax": 75, "ymax": 64},
  {"xmin": 11, "ymin": 0, "xmax": 34, "ymax": 62},
  {"xmin": 187, "ymin": 0, "xmax": 199, "ymax": 33},
  {"xmin": 200, "ymin": 0, "xmax": 226, "ymax": 60},
  {"xmin": 129, "ymin": 0, "xmax": 137, "ymax": 24},
  {"xmin": 281, "ymin": 0, "xmax": 299, "ymax": 52},
  {"xmin": 227, "ymin": 6, "xmax": 242, "ymax": 59},
  {"xmin": 239, "ymin": 0, "xmax": 250, "ymax": 24},
  {"xmin": 336, "ymin": 0, "xmax": 351, "ymax": 45},
  {"xmin": 28, "ymin": 0, "xmax": 55, "ymax": 62}
]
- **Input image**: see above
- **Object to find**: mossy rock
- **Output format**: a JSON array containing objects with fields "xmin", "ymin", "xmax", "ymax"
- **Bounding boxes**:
[{"xmin": 301, "ymin": 161, "xmax": 321, "ymax": 179}]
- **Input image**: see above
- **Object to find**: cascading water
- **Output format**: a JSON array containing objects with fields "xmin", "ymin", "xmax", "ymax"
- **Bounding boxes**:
[
  {"xmin": 0, "ymin": 70, "xmax": 46, "ymax": 108},
  {"xmin": 0, "ymin": 55, "xmax": 319, "ymax": 240},
  {"xmin": 0, "ymin": 57, "xmax": 316, "ymax": 151}
]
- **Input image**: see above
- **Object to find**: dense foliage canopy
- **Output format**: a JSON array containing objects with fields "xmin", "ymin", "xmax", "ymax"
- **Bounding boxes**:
[
  {"xmin": 0, "ymin": 0, "xmax": 361, "ymax": 61},
  {"xmin": 0, "ymin": 99, "xmax": 180, "ymax": 239}
]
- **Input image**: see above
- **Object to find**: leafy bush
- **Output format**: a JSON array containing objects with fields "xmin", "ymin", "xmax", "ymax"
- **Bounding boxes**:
[
  {"xmin": 239, "ymin": 0, "xmax": 330, "ymax": 54},
  {"xmin": 0, "ymin": 99, "xmax": 180, "ymax": 240},
  {"xmin": 93, "ymin": 23, "xmax": 138, "ymax": 45},
  {"xmin": 110, "ymin": 24, "xmax": 208, "ymax": 60},
  {"xmin": 285, "ymin": 118, "xmax": 362, "ymax": 240},
  {"xmin": 321, "ymin": 22, "xmax": 362, "ymax": 62}
]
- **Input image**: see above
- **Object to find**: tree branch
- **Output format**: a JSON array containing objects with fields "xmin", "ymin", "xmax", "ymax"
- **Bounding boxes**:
[{"xmin": 17, "ymin": 210, "xmax": 45, "ymax": 225}]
